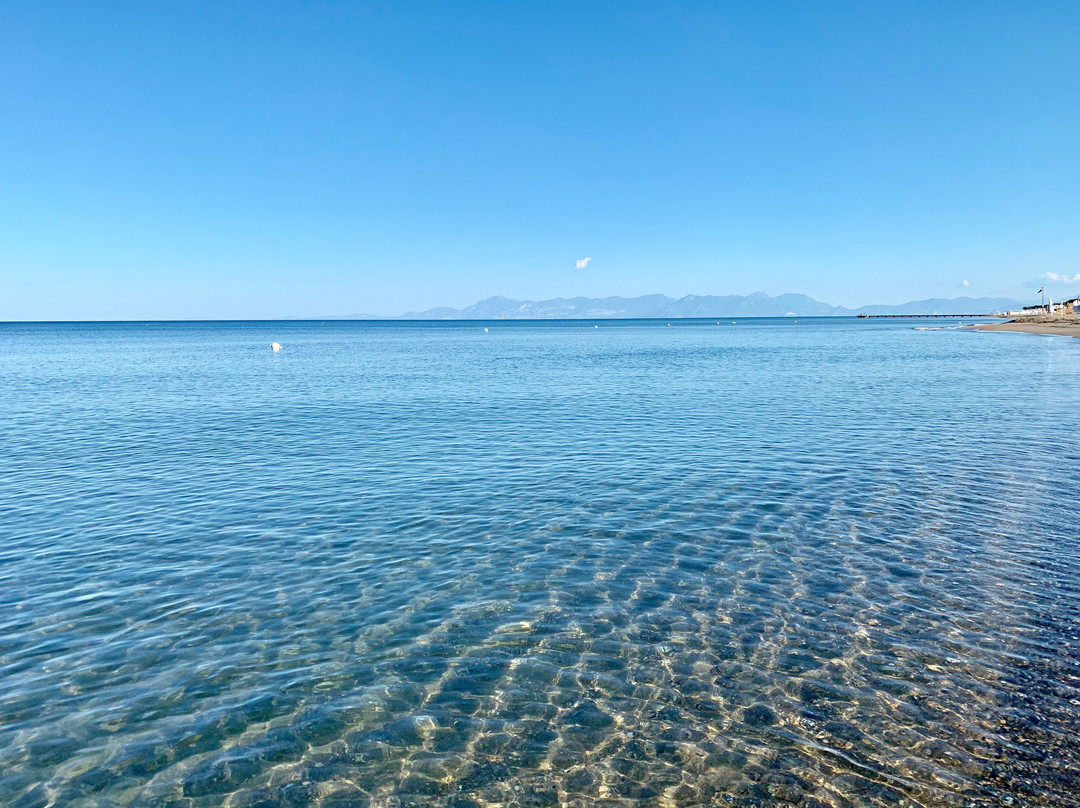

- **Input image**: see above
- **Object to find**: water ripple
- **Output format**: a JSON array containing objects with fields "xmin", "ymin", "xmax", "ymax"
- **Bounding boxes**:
[{"xmin": 1, "ymin": 319, "xmax": 1078, "ymax": 807}]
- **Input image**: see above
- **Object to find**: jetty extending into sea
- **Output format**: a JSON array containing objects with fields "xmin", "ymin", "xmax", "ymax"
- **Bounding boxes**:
[{"xmin": 857, "ymin": 313, "xmax": 1007, "ymax": 319}]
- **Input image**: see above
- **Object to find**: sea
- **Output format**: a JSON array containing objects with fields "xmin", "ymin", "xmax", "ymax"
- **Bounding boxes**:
[{"xmin": 2, "ymin": 318, "xmax": 1078, "ymax": 808}]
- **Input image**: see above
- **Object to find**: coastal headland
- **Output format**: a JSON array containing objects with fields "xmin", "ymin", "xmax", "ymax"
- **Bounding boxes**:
[{"xmin": 976, "ymin": 314, "xmax": 1080, "ymax": 339}]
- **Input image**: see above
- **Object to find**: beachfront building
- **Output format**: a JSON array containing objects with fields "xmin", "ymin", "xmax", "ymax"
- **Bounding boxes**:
[{"xmin": 1043, "ymin": 297, "xmax": 1080, "ymax": 315}]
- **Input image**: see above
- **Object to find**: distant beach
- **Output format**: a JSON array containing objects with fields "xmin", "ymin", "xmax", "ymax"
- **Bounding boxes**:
[{"xmin": 976, "ymin": 315, "xmax": 1080, "ymax": 338}]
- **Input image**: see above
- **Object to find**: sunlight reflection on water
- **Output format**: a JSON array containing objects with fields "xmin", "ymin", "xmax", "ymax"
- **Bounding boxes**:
[{"xmin": 1, "ymin": 319, "xmax": 1078, "ymax": 807}]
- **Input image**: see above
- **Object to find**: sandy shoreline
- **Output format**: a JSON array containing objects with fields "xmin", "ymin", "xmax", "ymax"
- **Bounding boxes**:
[{"xmin": 975, "ymin": 316, "xmax": 1080, "ymax": 339}]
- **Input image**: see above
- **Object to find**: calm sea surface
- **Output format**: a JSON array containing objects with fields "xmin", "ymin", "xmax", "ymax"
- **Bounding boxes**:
[{"xmin": 2, "ymin": 319, "xmax": 1079, "ymax": 808}]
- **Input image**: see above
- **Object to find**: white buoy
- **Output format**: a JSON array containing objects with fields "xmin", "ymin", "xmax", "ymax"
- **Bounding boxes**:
[
  {"xmin": 483, "ymin": 328, "xmax": 489, "ymax": 332},
  {"xmin": 270, "ymin": 342, "xmax": 282, "ymax": 352},
  {"xmin": 594, "ymin": 325, "xmax": 599, "ymax": 328}
]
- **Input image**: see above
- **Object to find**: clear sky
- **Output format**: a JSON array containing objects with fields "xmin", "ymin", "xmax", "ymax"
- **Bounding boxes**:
[{"xmin": 2, "ymin": 1, "xmax": 1078, "ymax": 319}]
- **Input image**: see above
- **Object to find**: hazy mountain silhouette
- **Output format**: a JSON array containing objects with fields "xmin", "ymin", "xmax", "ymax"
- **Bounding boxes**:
[{"xmin": 350, "ymin": 293, "xmax": 1027, "ymax": 319}]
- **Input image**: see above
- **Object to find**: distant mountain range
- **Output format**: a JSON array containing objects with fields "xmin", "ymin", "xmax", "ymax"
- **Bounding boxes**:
[{"xmin": 322, "ymin": 292, "xmax": 1029, "ymax": 320}]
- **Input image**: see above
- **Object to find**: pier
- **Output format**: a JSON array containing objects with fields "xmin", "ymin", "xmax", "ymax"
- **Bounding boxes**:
[{"xmin": 856, "ymin": 313, "xmax": 1005, "ymax": 319}]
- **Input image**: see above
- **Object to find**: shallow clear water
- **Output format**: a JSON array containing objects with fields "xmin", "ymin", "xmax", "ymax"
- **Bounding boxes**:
[{"xmin": 2, "ymin": 318, "xmax": 1079, "ymax": 808}]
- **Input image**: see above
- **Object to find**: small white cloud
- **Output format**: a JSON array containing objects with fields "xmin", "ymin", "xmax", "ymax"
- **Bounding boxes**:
[
  {"xmin": 962, "ymin": 280, "xmax": 970, "ymax": 287},
  {"xmin": 1043, "ymin": 271, "xmax": 1080, "ymax": 283},
  {"xmin": 575, "ymin": 257, "xmax": 592, "ymax": 270}
]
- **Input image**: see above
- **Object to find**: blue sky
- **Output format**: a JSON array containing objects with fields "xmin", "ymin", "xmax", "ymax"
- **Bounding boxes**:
[{"xmin": 2, "ymin": 1, "xmax": 1078, "ymax": 319}]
